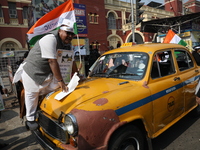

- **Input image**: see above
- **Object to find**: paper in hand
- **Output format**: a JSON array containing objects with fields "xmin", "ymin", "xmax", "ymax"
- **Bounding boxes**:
[{"xmin": 54, "ymin": 72, "xmax": 80, "ymax": 100}]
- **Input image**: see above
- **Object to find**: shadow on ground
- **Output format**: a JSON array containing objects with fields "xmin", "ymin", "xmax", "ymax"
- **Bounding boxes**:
[{"xmin": 152, "ymin": 111, "xmax": 200, "ymax": 150}]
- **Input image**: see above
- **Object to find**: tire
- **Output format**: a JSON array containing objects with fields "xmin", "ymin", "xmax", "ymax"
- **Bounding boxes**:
[{"xmin": 108, "ymin": 125, "xmax": 145, "ymax": 150}]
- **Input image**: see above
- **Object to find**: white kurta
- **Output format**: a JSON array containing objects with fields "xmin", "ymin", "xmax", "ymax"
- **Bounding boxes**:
[{"xmin": 13, "ymin": 34, "xmax": 60, "ymax": 121}]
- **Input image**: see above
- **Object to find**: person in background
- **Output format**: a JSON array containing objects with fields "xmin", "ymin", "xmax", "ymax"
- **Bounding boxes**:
[
  {"xmin": 193, "ymin": 46, "xmax": 200, "ymax": 105},
  {"xmin": 117, "ymin": 41, "xmax": 121, "ymax": 48},
  {"xmin": 16, "ymin": 51, "xmax": 29, "ymax": 67},
  {"xmin": 0, "ymin": 84, "xmax": 8, "ymax": 148},
  {"xmin": 88, "ymin": 47, "xmax": 100, "ymax": 68},
  {"xmin": 12, "ymin": 19, "xmax": 78, "ymax": 130},
  {"xmin": 192, "ymin": 45, "xmax": 200, "ymax": 66},
  {"xmin": 109, "ymin": 46, "xmax": 114, "ymax": 50}
]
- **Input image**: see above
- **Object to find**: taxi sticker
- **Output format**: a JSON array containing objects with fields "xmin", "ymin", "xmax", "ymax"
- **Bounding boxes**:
[
  {"xmin": 121, "ymin": 42, "xmax": 135, "ymax": 47},
  {"xmin": 167, "ymin": 96, "xmax": 175, "ymax": 112}
]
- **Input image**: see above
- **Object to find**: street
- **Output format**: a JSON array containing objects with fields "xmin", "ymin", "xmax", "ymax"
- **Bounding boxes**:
[
  {"xmin": 1, "ymin": 94, "xmax": 200, "ymax": 150},
  {"xmin": 0, "ymin": 94, "xmax": 43, "ymax": 150},
  {"xmin": 152, "ymin": 110, "xmax": 200, "ymax": 150}
]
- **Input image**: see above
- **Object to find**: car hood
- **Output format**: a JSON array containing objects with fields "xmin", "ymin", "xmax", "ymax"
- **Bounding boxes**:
[{"xmin": 40, "ymin": 77, "xmax": 135, "ymax": 118}]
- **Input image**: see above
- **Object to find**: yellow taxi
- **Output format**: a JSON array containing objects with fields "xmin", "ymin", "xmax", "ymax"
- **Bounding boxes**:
[{"xmin": 33, "ymin": 43, "xmax": 200, "ymax": 150}]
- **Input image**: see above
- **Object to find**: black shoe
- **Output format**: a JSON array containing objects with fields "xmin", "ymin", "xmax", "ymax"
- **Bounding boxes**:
[
  {"xmin": 0, "ymin": 143, "xmax": 8, "ymax": 148},
  {"xmin": 25, "ymin": 121, "xmax": 38, "ymax": 130}
]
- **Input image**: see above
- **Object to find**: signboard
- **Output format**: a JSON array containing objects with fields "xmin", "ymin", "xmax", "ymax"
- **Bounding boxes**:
[
  {"xmin": 72, "ymin": 39, "xmax": 87, "ymax": 56},
  {"xmin": 0, "ymin": 51, "xmax": 14, "ymax": 57},
  {"xmin": 57, "ymin": 49, "xmax": 74, "ymax": 84},
  {"xmin": 74, "ymin": 3, "xmax": 88, "ymax": 37}
]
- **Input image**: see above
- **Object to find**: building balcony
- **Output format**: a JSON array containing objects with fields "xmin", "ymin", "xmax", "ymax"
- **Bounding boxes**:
[
  {"xmin": 10, "ymin": 18, "xmax": 19, "ymax": 25},
  {"xmin": 122, "ymin": 22, "xmax": 132, "ymax": 31},
  {"xmin": 23, "ymin": 19, "xmax": 28, "ymax": 25}
]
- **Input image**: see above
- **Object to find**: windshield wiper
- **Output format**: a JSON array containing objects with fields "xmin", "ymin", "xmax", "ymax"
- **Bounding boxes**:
[
  {"xmin": 107, "ymin": 73, "xmax": 139, "ymax": 77},
  {"xmin": 90, "ymin": 72, "xmax": 107, "ymax": 77}
]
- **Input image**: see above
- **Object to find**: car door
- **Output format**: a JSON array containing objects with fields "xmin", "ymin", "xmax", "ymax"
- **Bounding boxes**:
[
  {"xmin": 149, "ymin": 49, "xmax": 184, "ymax": 135},
  {"xmin": 174, "ymin": 49, "xmax": 199, "ymax": 112}
]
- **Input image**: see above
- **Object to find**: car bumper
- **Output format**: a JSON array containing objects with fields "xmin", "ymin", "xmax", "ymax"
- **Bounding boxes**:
[{"xmin": 32, "ymin": 130, "xmax": 62, "ymax": 150}]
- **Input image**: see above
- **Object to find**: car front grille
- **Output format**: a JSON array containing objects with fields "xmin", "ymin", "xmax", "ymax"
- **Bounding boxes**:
[{"xmin": 37, "ymin": 111, "xmax": 68, "ymax": 143}]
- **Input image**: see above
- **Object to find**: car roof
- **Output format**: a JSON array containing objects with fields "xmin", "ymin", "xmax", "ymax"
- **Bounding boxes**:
[{"xmin": 104, "ymin": 43, "xmax": 188, "ymax": 55}]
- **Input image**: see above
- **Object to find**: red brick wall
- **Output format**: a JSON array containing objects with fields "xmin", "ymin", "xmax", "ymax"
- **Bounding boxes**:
[
  {"xmin": 75, "ymin": 0, "xmax": 108, "ymax": 52},
  {"xmin": 0, "ymin": 0, "xmax": 29, "ymax": 49},
  {"xmin": 165, "ymin": 0, "xmax": 182, "ymax": 16}
]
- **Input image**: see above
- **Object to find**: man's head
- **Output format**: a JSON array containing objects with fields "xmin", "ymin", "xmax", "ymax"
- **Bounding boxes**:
[
  {"xmin": 194, "ymin": 45, "xmax": 200, "ymax": 53},
  {"xmin": 59, "ymin": 19, "xmax": 76, "ymax": 44}
]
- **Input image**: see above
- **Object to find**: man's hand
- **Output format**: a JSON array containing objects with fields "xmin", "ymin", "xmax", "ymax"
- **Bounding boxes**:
[
  {"xmin": 49, "ymin": 59, "xmax": 68, "ymax": 92},
  {"xmin": 196, "ymin": 96, "xmax": 200, "ymax": 105},
  {"xmin": 58, "ymin": 80, "xmax": 68, "ymax": 92}
]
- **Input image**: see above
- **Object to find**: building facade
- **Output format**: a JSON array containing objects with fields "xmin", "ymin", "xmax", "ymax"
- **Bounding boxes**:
[{"xmin": 0, "ymin": 0, "xmax": 30, "ymax": 76}]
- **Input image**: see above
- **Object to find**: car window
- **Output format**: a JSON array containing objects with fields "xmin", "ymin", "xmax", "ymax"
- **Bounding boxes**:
[
  {"xmin": 89, "ymin": 52, "xmax": 149, "ymax": 80},
  {"xmin": 151, "ymin": 50, "xmax": 175, "ymax": 79},
  {"xmin": 174, "ymin": 50, "xmax": 194, "ymax": 71}
]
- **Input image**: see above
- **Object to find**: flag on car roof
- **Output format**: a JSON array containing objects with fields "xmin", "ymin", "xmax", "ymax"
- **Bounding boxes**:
[
  {"xmin": 27, "ymin": 0, "xmax": 77, "ymax": 47},
  {"xmin": 163, "ymin": 29, "xmax": 187, "ymax": 47}
]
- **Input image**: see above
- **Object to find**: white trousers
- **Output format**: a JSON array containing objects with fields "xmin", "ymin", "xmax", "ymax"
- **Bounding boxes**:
[{"xmin": 21, "ymin": 71, "xmax": 59, "ymax": 121}]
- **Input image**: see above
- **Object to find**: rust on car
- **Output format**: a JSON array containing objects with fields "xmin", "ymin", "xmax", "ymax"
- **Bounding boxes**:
[
  {"xmin": 65, "ymin": 108, "xmax": 127, "ymax": 150},
  {"xmin": 93, "ymin": 98, "xmax": 109, "ymax": 106}
]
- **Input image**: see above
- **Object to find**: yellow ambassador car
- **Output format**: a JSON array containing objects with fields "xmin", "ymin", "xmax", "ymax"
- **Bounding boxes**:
[{"xmin": 33, "ymin": 43, "xmax": 200, "ymax": 150}]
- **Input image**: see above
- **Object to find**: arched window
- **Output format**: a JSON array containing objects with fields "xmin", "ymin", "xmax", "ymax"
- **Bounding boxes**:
[
  {"xmin": 108, "ymin": 12, "xmax": 116, "ymax": 29},
  {"xmin": 1, "ymin": 42, "xmax": 17, "ymax": 51}
]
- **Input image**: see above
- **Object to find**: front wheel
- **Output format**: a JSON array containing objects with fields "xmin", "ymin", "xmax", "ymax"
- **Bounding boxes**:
[{"xmin": 108, "ymin": 125, "xmax": 145, "ymax": 150}]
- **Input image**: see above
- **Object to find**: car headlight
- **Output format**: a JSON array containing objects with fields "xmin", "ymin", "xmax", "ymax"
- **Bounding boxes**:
[{"xmin": 64, "ymin": 113, "xmax": 78, "ymax": 136}]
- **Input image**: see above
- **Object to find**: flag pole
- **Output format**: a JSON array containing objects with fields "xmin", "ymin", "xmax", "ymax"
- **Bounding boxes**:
[{"xmin": 76, "ymin": 34, "xmax": 82, "ymax": 71}]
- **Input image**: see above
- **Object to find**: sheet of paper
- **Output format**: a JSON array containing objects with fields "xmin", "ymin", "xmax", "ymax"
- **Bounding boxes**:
[{"xmin": 54, "ymin": 72, "xmax": 80, "ymax": 100}]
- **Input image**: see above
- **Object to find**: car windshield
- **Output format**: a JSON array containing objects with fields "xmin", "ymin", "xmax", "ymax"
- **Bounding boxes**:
[{"xmin": 89, "ymin": 52, "xmax": 149, "ymax": 80}]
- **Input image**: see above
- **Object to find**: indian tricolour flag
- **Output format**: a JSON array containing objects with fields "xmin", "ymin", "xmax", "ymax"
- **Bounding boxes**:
[
  {"xmin": 27, "ymin": 0, "xmax": 77, "ymax": 47},
  {"xmin": 163, "ymin": 29, "xmax": 187, "ymax": 47}
]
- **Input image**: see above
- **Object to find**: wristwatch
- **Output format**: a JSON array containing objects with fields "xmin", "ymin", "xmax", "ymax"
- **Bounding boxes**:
[{"xmin": 58, "ymin": 79, "xmax": 63, "ymax": 82}]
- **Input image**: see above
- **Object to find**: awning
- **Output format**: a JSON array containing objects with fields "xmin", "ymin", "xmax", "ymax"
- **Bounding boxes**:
[{"xmin": 140, "ymin": 12, "xmax": 200, "ymax": 33}]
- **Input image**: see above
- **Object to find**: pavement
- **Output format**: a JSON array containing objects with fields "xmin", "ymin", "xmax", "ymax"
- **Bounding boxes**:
[
  {"xmin": 0, "ymin": 93, "xmax": 43, "ymax": 150},
  {"xmin": 0, "ymin": 95, "xmax": 42, "ymax": 150},
  {"xmin": 0, "ymin": 74, "xmax": 43, "ymax": 149}
]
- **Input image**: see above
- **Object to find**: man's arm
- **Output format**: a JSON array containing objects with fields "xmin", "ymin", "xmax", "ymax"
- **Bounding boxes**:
[{"xmin": 48, "ymin": 59, "xmax": 68, "ymax": 92}]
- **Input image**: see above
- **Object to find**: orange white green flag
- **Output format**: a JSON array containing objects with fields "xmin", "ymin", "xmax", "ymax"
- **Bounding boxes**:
[
  {"xmin": 163, "ymin": 29, "xmax": 187, "ymax": 47},
  {"xmin": 27, "ymin": 0, "xmax": 77, "ymax": 47}
]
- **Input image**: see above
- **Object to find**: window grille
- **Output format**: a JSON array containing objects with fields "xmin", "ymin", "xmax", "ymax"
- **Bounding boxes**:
[
  {"xmin": 108, "ymin": 13, "xmax": 116, "ymax": 29},
  {"xmin": 8, "ymin": 2, "xmax": 17, "ymax": 18},
  {"xmin": 23, "ymin": 7, "xmax": 28, "ymax": 19}
]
